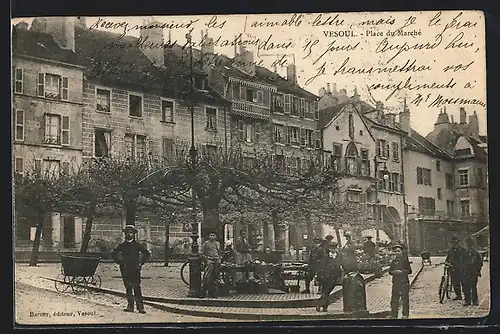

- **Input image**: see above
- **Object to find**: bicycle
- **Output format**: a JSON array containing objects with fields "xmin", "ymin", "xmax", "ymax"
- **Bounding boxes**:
[{"xmin": 438, "ymin": 263, "xmax": 453, "ymax": 303}]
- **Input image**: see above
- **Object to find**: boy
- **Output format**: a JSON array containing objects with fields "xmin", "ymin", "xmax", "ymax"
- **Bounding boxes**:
[
  {"xmin": 111, "ymin": 225, "xmax": 151, "ymax": 313},
  {"xmin": 389, "ymin": 244, "xmax": 412, "ymax": 319}
]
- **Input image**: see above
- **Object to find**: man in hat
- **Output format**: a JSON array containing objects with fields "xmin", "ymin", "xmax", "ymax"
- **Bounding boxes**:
[
  {"xmin": 445, "ymin": 236, "xmax": 465, "ymax": 300},
  {"xmin": 316, "ymin": 240, "xmax": 342, "ymax": 312},
  {"xmin": 201, "ymin": 230, "xmax": 222, "ymax": 298},
  {"xmin": 389, "ymin": 243, "xmax": 412, "ymax": 319},
  {"xmin": 460, "ymin": 238, "xmax": 483, "ymax": 306},
  {"xmin": 111, "ymin": 225, "xmax": 151, "ymax": 313},
  {"xmin": 363, "ymin": 236, "xmax": 382, "ymax": 278},
  {"xmin": 302, "ymin": 236, "xmax": 324, "ymax": 294},
  {"xmin": 342, "ymin": 232, "xmax": 358, "ymax": 273}
]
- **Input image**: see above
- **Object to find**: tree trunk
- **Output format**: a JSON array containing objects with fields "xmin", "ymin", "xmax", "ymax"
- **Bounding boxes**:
[
  {"xmin": 271, "ymin": 209, "xmax": 279, "ymax": 251},
  {"xmin": 305, "ymin": 212, "xmax": 314, "ymax": 252},
  {"xmin": 335, "ymin": 225, "xmax": 343, "ymax": 248},
  {"xmin": 29, "ymin": 210, "xmax": 45, "ymax": 267},
  {"xmin": 202, "ymin": 205, "xmax": 221, "ymax": 243},
  {"xmin": 80, "ymin": 201, "xmax": 96, "ymax": 253},
  {"xmin": 125, "ymin": 197, "xmax": 137, "ymax": 226},
  {"xmin": 263, "ymin": 218, "xmax": 269, "ymax": 250},
  {"xmin": 164, "ymin": 218, "xmax": 170, "ymax": 267}
]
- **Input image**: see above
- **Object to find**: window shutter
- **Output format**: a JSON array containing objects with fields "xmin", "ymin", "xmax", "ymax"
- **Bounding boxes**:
[
  {"xmin": 357, "ymin": 157, "xmax": 362, "ymax": 175},
  {"xmin": 313, "ymin": 101, "xmax": 319, "ymax": 119},
  {"xmin": 62, "ymin": 77, "xmax": 69, "ymax": 100},
  {"xmin": 61, "ymin": 115, "xmax": 70, "ymax": 145},
  {"xmin": 284, "ymin": 94, "xmax": 291, "ymax": 114},
  {"xmin": 238, "ymin": 120, "xmax": 245, "ymax": 141},
  {"xmin": 315, "ymin": 130, "xmax": 321, "ymax": 149},
  {"xmin": 240, "ymin": 86, "xmax": 245, "ymax": 100},
  {"xmin": 285, "ymin": 125, "xmax": 290, "ymax": 145},
  {"xmin": 305, "ymin": 99, "xmax": 309, "ymax": 117},
  {"xmin": 300, "ymin": 98, "xmax": 305, "ymax": 117},
  {"xmin": 300, "ymin": 128, "xmax": 306, "ymax": 146},
  {"xmin": 255, "ymin": 123, "xmax": 260, "ymax": 143},
  {"xmin": 385, "ymin": 143, "xmax": 390, "ymax": 158},
  {"xmin": 264, "ymin": 91, "xmax": 270, "ymax": 106},
  {"xmin": 37, "ymin": 73, "xmax": 45, "ymax": 97}
]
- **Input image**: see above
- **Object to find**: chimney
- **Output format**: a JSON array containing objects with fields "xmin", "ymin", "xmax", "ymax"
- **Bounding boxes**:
[
  {"xmin": 352, "ymin": 86, "xmax": 360, "ymax": 101},
  {"xmin": 35, "ymin": 17, "xmax": 76, "ymax": 52},
  {"xmin": 459, "ymin": 107, "xmax": 467, "ymax": 124},
  {"xmin": 287, "ymin": 63, "xmax": 297, "ymax": 86},
  {"xmin": 386, "ymin": 113, "xmax": 396, "ymax": 127},
  {"xmin": 399, "ymin": 98, "xmax": 411, "ymax": 133},
  {"xmin": 201, "ymin": 29, "xmax": 214, "ymax": 55},
  {"xmin": 332, "ymin": 83, "xmax": 338, "ymax": 95},
  {"xmin": 140, "ymin": 18, "xmax": 164, "ymax": 67},
  {"xmin": 469, "ymin": 110, "xmax": 479, "ymax": 137},
  {"xmin": 338, "ymin": 88, "xmax": 348, "ymax": 104},
  {"xmin": 326, "ymin": 83, "xmax": 331, "ymax": 94}
]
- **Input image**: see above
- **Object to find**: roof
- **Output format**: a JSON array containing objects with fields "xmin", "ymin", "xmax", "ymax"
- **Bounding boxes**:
[
  {"xmin": 12, "ymin": 25, "xmax": 78, "ymax": 65},
  {"xmin": 190, "ymin": 51, "xmax": 318, "ymax": 100},
  {"xmin": 406, "ymin": 129, "xmax": 452, "ymax": 160},
  {"xmin": 466, "ymin": 135, "xmax": 488, "ymax": 159}
]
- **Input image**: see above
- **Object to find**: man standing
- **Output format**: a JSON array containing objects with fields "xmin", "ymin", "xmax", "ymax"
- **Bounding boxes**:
[
  {"xmin": 234, "ymin": 229, "xmax": 254, "ymax": 286},
  {"xmin": 201, "ymin": 230, "xmax": 222, "ymax": 298},
  {"xmin": 111, "ymin": 225, "xmax": 151, "ymax": 314},
  {"xmin": 445, "ymin": 236, "xmax": 465, "ymax": 300},
  {"xmin": 363, "ymin": 236, "xmax": 382, "ymax": 278},
  {"xmin": 389, "ymin": 244, "xmax": 412, "ymax": 319},
  {"xmin": 460, "ymin": 237, "xmax": 483, "ymax": 306},
  {"xmin": 342, "ymin": 232, "xmax": 358, "ymax": 273},
  {"xmin": 316, "ymin": 240, "xmax": 342, "ymax": 312},
  {"xmin": 302, "ymin": 236, "xmax": 323, "ymax": 294}
]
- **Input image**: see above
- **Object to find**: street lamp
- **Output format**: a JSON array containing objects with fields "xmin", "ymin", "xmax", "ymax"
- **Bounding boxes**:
[
  {"xmin": 186, "ymin": 31, "xmax": 202, "ymax": 298},
  {"xmin": 373, "ymin": 157, "xmax": 389, "ymax": 243}
]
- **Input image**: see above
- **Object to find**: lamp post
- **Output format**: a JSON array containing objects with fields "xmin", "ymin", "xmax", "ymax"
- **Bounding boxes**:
[
  {"xmin": 373, "ymin": 157, "xmax": 389, "ymax": 243},
  {"xmin": 186, "ymin": 31, "xmax": 202, "ymax": 298}
]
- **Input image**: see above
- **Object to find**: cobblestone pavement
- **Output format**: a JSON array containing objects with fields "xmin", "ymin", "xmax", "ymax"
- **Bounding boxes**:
[{"xmin": 409, "ymin": 261, "xmax": 490, "ymax": 319}]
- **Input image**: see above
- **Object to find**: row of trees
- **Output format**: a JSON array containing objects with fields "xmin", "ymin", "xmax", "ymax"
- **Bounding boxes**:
[{"xmin": 14, "ymin": 143, "xmax": 375, "ymax": 266}]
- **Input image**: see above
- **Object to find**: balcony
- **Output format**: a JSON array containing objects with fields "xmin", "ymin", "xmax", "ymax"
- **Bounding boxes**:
[
  {"xmin": 411, "ymin": 210, "xmax": 483, "ymax": 222},
  {"xmin": 231, "ymin": 100, "xmax": 270, "ymax": 120}
]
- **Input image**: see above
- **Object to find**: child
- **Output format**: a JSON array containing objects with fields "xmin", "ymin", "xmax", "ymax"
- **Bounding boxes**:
[{"xmin": 389, "ymin": 244, "xmax": 412, "ymax": 319}]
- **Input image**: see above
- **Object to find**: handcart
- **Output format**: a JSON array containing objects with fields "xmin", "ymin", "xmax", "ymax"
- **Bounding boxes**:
[{"xmin": 54, "ymin": 252, "xmax": 102, "ymax": 293}]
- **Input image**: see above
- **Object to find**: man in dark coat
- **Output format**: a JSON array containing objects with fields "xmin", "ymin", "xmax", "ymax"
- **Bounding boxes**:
[
  {"xmin": 315, "ymin": 240, "xmax": 342, "ymax": 312},
  {"xmin": 111, "ymin": 225, "xmax": 151, "ymax": 313},
  {"xmin": 389, "ymin": 244, "xmax": 412, "ymax": 319},
  {"xmin": 302, "ymin": 236, "xmax": 323, "ymax": 294},
  {"xmin": 460, "ymin": 238, "xmax": 483, "ymax": 306},
  {"xmin": 363, "ymin": 236, "xmax": 377, "ymax": 256},
  {"xmin": 445, "ymin": 236, "xmax": 465, "ymax": 300}
]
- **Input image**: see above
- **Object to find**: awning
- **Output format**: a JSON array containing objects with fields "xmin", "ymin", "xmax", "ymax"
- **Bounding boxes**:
[{"xmin": 471, "ymin": 225, "xmax": 489, "ymax": 237}]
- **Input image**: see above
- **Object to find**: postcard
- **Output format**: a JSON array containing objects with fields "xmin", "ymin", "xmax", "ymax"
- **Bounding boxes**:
[{"xmin": 12, "ymin": 11, "xmax": 489, "ymax": 325}]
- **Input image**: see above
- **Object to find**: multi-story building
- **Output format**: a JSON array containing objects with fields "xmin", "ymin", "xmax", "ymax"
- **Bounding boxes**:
[
  {"xmin": 404, "ymin": 106, "xmax": 488, "ymax": 254},
  {"xmin": 317, "ymin": 89, "xmax": 406, "ymax": 244},
  {"xmin": 13, "ymin": 17, "xmax": 230, "ymax": 254},
  {"xmin": 12, "ymin": 20, "xmax": 85, "ymax": 253}
]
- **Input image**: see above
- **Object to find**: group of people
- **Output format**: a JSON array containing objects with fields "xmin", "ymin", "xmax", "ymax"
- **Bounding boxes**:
[{"xmin": 445, "ymin": 236, "xmax": 484, "ymax": 306}]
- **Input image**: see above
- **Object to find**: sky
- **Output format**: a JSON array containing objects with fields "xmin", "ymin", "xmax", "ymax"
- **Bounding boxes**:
[{"xmin": 12, "ymin": 12, "xmax": 487, "ymax": 136}]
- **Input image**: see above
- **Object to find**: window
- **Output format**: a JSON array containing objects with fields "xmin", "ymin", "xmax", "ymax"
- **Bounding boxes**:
[
  {"xmin": 459, "ymin": 169, "xmax": 469, "ymax": 186},
  {"xmin": 125, "ymin": 134, "xmax": 147, "ymax": 162},
  {"xmin": 44, "ymin": 114, "xmax": 70, "ymax": 145},
  {"xmin": 62, "ymin": 77, "xmax": 69, "ymax": 100},
  {"xmin": 204, "ymin": 144, "xmax": 217, "ymax": 158},
  {"xmin": 37, "ymin": 73, "xmax": 68, "ymax": 100},
  {"xmin": 206, "ymin": 107, "xmax": 217, "ymax": 131},
  {"xmin": 445, "ymin": 173, "xmax": 454, "ymax": 189},
  {"xmin": 42, "ymin": 159, "xmax": 60, "ymax": 177},
  {"xmin": 273, "ymin": 94, "xmax": 284, "ymax": 113},
  {"xmin": 377, "ymin": 139, "xmax": 390, "ymax": 158},
  {"xmin": 332, "ymin": 143, "xmax": 342, "ymax": 172},
  {"xmin": 361, "ymin": 148, "xmax": 370, "ymax": 176},
  {"xmin": 289, "ymin": 126, "xmax": 300, "ymax": 145},
  {"xmin": 161, "ymin": 100, "xmax": 174, "ymax": 122},
  {"xmin": 392, "ymin": 142, "xmax": 399, "ymax": 162},
  {"xmin": 244, "ymin": 88, "xmax": 257, "ymax": 103},
  {"xmin": 418, "ymin": 196, "xmax": 436, "ymax": 215},
  {"xmin": 437, "ymin": 188, "xmax": 442, "ymax": 200},
  {"xmin": 128, "ymin": 94, "xmax": 143, "ymax": 117},
  {"xmin": 305, "ymin": 129, "xmax": 314, "ymax": 148},
  {"xmin": 62, "ymin": 161, "xmax": 70, "ymax": 175},
  {"xmin": 94, "ymin": 129, "xmax": 111, "ymax": 158},
  {"xmin": 300, "ymin": 99, "xmax": 306, "ymax": 118},
  {"xmin": 274, "ymin": 154, "xmax": 285, "ymax": 170},
  {"xmin": 348, "ymin": 114, "xmax": 354, "ymax": 139},
  {"xmin": 416, "ymin": 167, "xmax": 432, "ymax": 186},
  {"xmin": 96, "ymin": 88, "xmax": 111, "ymax": 112},
  {"xmin": 257, "ymin": 91, "xmax": 264, "ymax": 104},
  {"xmin": 345, "ymin": 142, "xmax": 358, "ymax": 176},
  {"xmin": 460, "ymin": 199, "xmax": 471, "ymax": 216},
  {"xmin": 447, "ymin": 200, "xmax": 455, "ymax": 213},
  {"xmin": 436, "ymin": 160, "xmax": 441, "ymax": 171},
  {"xmin": 291, "ymin": 97, "xmax": 300, "ymax": 116},
  {"xmin": 238, "ymin": 120, "xmax": 258, "ymax": 143},
  {"xmin": 284, "ymin": 94, "xmax": 291, "ymax": 114},
  {"xmin": 347, "ymin": 191, "xmax": 360, "ymax": 203},
  {"xmin": 312, "ymin": 101, "xmax": 319, "ymax": 120},
  {"xmin": 162, "ymin": 137, "xmax": 174, "ymax": 159},
  {"xmin": 15, "ymin": 157, "xmax": 24, "ymax": 177},
  {"xmin": 14, "ymin": 67, "xmax": 23, "ymax": 94},
  {"xmin": 273, "ymin": 124, "xmax": 285, "ymax": 144},
  {"xmin": 390, "ymin": 173, "xmax": 400, "ymax": 192},
  {"xmin": 15, "ymin": 109, "xmax": 24, "ymax": 141}
]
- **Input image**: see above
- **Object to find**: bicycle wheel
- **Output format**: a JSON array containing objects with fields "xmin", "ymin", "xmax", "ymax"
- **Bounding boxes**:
[
  {"xmin": 438, "ymin": 276, "xmax": 447, "ymax": 303},
  {"xmin": 70, "ymin": 276, "xmax": 88, "ymax": 294},
  {"xmin": 88, "ymin": 274, "xmax": 102, "ymax": 289},
  {"xmin": 54, "ymin": 273, "xmax": 70, "ymax": 292},
  {"xmin": 445, "ymin": 272, "xmax": 452, "ymax": 299},
  {"xmin": 180, "ymin": 261, "xmax": 190, "ymax": 286}
]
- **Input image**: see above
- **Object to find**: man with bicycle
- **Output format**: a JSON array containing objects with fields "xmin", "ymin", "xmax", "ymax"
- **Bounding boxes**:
[
  {"xmin": 445, "ymin": 236, "xmax": 465, "ymax": 301},
  {"xmin": 201, "ymin": 230, "xmax": 222, "ymax": 298}
]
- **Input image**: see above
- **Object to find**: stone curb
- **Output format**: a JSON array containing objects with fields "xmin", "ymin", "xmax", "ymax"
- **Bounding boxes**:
[{"xmin": 39, "ymin": 266, "xmax": 391, "ymax": 309}]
